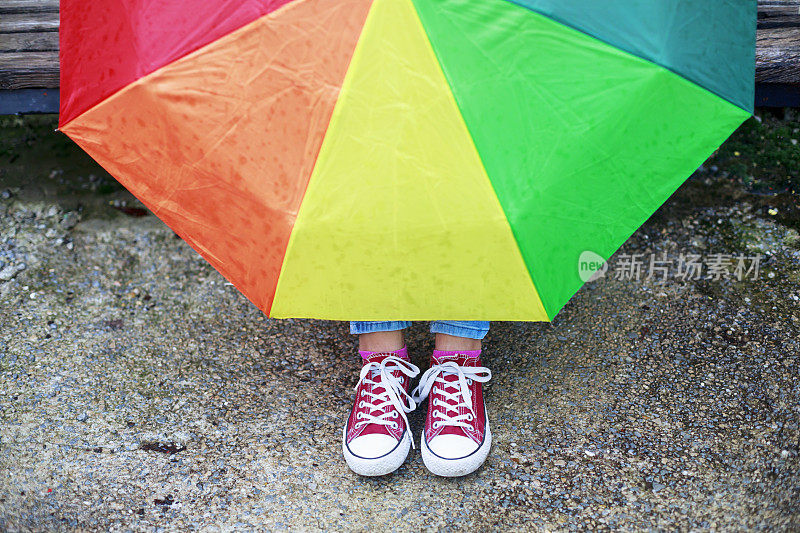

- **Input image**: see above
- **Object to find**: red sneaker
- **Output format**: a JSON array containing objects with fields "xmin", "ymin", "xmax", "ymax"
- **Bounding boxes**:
[
  {"xmin": 342, "ymin": 348, "xmax": 420, "ymax": 476},
  {"xmin": 412, "ymin": 350, "xmax": 492, "ymax": 477}
]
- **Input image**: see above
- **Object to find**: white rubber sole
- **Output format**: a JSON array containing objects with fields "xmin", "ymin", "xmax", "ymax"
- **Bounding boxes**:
[
  {"xmin": 421, "ymin": 423, "xmax": 492, "ymax": 477},
  {"xmin": 342, "ymin": 426, "xmax": 412, "ymax": 477}
]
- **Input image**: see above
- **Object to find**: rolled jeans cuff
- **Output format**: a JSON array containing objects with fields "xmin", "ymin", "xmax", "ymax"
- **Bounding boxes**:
[
  {"xmin": 349, "ymin": 321, "xmax": 412, "ymax": 335},
  {"xmin": 430, "ymin": 321, "xmax": 490, "ymax": 340}
]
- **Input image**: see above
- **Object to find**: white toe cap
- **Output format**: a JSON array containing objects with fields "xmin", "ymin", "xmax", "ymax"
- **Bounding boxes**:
[
  {"xmin": 427, "ymin": 434, "xmax": 479, "ymax": 459},
  {"xmin": 348, "ymin": 433, "xmax": 399, "ymax": 458}
]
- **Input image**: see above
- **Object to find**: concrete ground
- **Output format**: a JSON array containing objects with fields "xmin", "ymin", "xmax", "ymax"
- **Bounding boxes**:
[{"xmin": 0, "ymin": 113, "xmax": 798, "ymax": 531}]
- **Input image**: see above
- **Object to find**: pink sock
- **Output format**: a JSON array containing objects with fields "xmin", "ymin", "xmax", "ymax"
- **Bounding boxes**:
[
  {"xmin": 359, "ymin": 346, "xmax": 408, "ymax": 361},
  {"xmin": 433, "ymin": 349, "xmax": 482, "ymax": 358}
]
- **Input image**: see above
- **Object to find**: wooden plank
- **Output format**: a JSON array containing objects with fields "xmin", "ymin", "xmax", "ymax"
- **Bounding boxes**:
[
  {"xmin": 0, "ymin": 52, "xmax": 59, "ymax": 89},
  {"xmin": 0, "ymin": 12, "xmax": 59, "ymax": 33},
  {"xmin": 759, "ymin": 0, "xmax": 800, "ymax": 9},
  {"xmin": 757, "ymin": 1, "xmax": 800, "ymax": 28},
  {"xmin": 0, "ymin": 68, "xmax": 59, "ymax": 90},
  {"xmin": 758, "ymin": 14, "xmax": 800, "ymax": 29},
  {"xmin": 756, "ymin": 48, "xmax": 800, "ymax": 83},
  {"xmin": 0, "ymin": 0, "xmax": 795, "ymax": 97},
  {"xmin": 758, "ymin": 1, "xmax": 800, "ymax": 29},
  {"xmin": 0, "ymin": 32, "xmax": 59, "ymax": 52},
  {"xmin": 756, "ymin": 0, "xmax": 800, "ymax": 84},
  {"xmin": 0, "ymin": 0, "xmax": 58, "ymax": 14}
]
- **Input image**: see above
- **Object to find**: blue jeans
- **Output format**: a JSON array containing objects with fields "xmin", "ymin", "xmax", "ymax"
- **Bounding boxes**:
[{"xmin": 350, "ymin": 321, "xmax": 489, "ymax": 340}]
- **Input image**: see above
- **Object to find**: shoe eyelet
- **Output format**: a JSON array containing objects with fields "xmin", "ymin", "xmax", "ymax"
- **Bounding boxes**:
[
  {"xmin": 467, "ymin": 413, "xmax": 474, "ymax": 421},
  {"xmin": 392, "ymin": 422, "xmax": 399, "ymax": 429},
  {"xmin": 432, "ymin": 421, "xmax": 440, "ymax": 429},
  {"xmin": 467, "ymin": 379, "xmax": 473, "ymax": 385},
  {"xmin": 358, "ymin": 401, "xmax": 365, "ymax": 408},
  {"xmin": 357, "ymin": 413, "xmax": 363, "ymax": 420}
]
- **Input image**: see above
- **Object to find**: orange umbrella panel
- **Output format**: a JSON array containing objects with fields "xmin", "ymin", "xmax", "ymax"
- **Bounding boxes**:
[{"xmin": 60, "ymin": 0, "xmax": 373, "ymax": 315}]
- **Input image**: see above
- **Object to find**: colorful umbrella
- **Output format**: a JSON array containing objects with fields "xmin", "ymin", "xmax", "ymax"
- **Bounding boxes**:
[{"xmin": 59, "ymin": 0, "xmax": 755, "ymax": 321}]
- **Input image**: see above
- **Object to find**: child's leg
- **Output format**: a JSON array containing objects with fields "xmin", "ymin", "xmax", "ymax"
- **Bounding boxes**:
[
  {"xmin": 430, "ymin": 321, "xmax": 489, "ymax": 350},
  {"xmin": 350, "ymin": 321, "xmax": 410, "ymax": 351}
]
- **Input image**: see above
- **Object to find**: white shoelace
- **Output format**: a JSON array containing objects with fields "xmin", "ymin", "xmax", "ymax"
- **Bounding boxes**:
[
  {"xmin": 412, "ymin": 360, "xmax": 492, "ymax": 431},
  {"xmin": 354, "ymin": 356, "xmax": 420, "ymax": 445}
]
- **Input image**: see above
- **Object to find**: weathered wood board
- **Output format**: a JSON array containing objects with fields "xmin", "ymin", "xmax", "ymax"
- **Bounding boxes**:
[
  {"xmin": 757, "ymin": 1, "xmax": 800, "ymax": 84},
  {"xmin": 0, "ymin": 0, "xmax": 797, "ymax": 109},
  {"xmin": 0, "ymin": 0, "xmax": 59, "ymax": 90}
]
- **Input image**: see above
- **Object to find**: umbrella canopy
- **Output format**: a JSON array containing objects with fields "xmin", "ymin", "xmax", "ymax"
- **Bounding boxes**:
[{"xmin": 59, "ymin": 0, "xmax": 755, "ymax": 321}]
